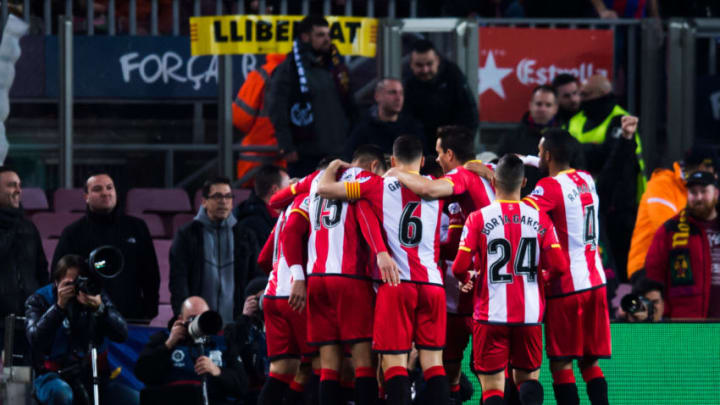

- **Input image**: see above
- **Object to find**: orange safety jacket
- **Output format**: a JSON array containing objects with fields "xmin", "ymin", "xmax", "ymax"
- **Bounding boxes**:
[
  {"xmin": 233, "ymin": 54, "xmax": 287, "ymax": 185},
  {"xmin": 627, "ymin": 162, "xmax": 687, "ymax": 278}
]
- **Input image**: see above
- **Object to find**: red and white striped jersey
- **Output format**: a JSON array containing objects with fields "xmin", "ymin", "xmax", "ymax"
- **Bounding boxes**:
[
  {"xmin": 442, "ymin": 165, "xmax": 495, "ymax": 216},
  {"xmin": 265, "ymin": 193, "xmax": 310, "ymax": 297},
  {"xmin": 453, "ymin": 201, "xmax": 566, "ymax": 325},
  {"xmin": 269, "ymin": 170, "xmax": 320, "ymax": 210},
  {"xmin": 347, "ymin": 174, "xmax": 444, "ymax": 286},
  {"xmin": 523, "ymin": 169, "xmax": 606, "ymax": 297},
  {"xmin": 440, "ymin": 202, "xmax": 473, "ymax": 314},
  {"xmin": 307, "ymin": 167, "xmax": 372, "ymax": 279}
]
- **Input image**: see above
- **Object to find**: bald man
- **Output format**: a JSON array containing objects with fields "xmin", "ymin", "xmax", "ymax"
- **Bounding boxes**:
[
  {"xmin": 566, "ymin": 75, "xmax": 647, "ymax": 279},
  {"xmin": 135, "ymin": 296, "xmax": 249, "ymax": 405},
  {"xmin": 52, "ymin": 174, "xmax": 160, "ymax": 322},
  {"xmin": 342, "ymin": 78, "xmax": 425, "ymax": 159}
]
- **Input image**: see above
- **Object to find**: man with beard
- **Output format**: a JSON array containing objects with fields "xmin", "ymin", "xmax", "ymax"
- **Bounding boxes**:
[
  {"xmin": 645, "ymin": 171, "xmax": 720, "ymax": 320},
  {"xmin": 268, "ymin": 15, "xmax": 353, "ymax": 177},
  {"xmin": 552, "ymin": 74, "xmax": 581, "ymax": 127}
]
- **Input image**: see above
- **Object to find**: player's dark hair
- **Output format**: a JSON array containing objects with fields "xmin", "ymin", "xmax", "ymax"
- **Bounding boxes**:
[
  {"xmin": 52, "ymin": 254, "xmax": 89, "ymax": 284},
  {"xmin": 541, "ymin": 129, "xmax": 579, "ymax": 165},
  {"xmin": 0, "ymin": 166, "xmax": 14, "ymax": 176},
  {"xmin": 316, "ymin": 155, "xmax": 339, "ymax": 170},
  {"xmin": 437, "ymin": 126, "xmax": 476, "ymax": 163},
  {"xmin": 410, "ymin": 39, "xmax": 436, "ymax": 54},
  {"xmin": 254, "ymin": 165, "xmax": 286, "ymax": 199},
  {"xmin": 551, "ymin": 73, "xmax": 579, "ymax": 89},
  {"xmin": 531, "ymin": 84, "xmax": 557, "ymax": 99},
  {"xmin": 297, "ymin": 15, "xmax": 329, "ymax": 37},
  {"xmin": 352, "ymin": 144, "xmax": 389, "ymax": 173},
  {"xmin": 201, "ymin": 176, "xmax": 232, "ymax": 198},
  {"xmin": 494, "ymin": 154, "xmax": 525, "ymax": 193},
  {"xmin": 393, "ymin": 135, "xmax": 424, "ymax": 164}
]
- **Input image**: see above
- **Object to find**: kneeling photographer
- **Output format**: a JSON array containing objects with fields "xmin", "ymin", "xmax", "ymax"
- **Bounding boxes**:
[
  {"xmin": 24, "ymin": 253, "xmax": 136, "ymax": 405},
  {"xmin": 134, "ymin": 296, "xmax": 248, "ymax": 405},
  {"xmin": 619, "ymin": 277, "xmax": 665, "ymax": 322}
]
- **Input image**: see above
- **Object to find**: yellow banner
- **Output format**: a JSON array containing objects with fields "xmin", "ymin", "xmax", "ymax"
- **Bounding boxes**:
[{"xmin": 190, "ymin": 15, "xmax": 377, "ymax": 57}]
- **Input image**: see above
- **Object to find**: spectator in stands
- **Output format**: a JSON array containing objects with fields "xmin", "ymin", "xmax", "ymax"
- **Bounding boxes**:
[
  {"xmin": 617, "ymin": 278, "xmax": 665, "ymax": 322},
  {"xmin": 645, "ymin": 171, "xmax": 720, "ymax": 320},
  {"xmin": 52, "ymin": 173, "xmax": 160, "ymax": 323},
  {"xmin": 170, "ymin": 176, "xmax": 260, "ymax": 323},
  {"xmin": 496, "ymin": 85, "xmax": 559, "ymax": 194},
  {"xmin": 0, "ymin": 167, "xmax": 48, "ymax": 356},
  {"xmin": 234, "ymin": 277, "xmax": 270, "ymax": 405},
  {"xmin": 134, "ymin": 296, "xmax": 248, "ymax": 405},
  {"xmin": 233, "ymin": 54, "xmax": 288, "ymax": 187},
  {"xmin": 403, "ymin": 39, "xmax": 479, "ymax": 155},
  {"xmin": 627, "ymin": 147, "xmax": 716, "ymax": 281},
  {"xmin": 342, "ymin": 78, "xmax": 425, "ymax": 159},
  {"xmin": 233, "ymin": 165, "xmax": 290, "ymax": 246},
  {"xmin": 552, "ymin": 73, "xmax": 581, "ymax": 127},
  {"xmin": 268, "ymin": 15, "xmax": 353, "ymax": 177},
  {"xmin": 25, "ymin": 254, "xmax": 136, "ymax": 405},
  {"xmin": 568, "ymin": 75, "xmax": 646, "ymax": 281},
  {"xmin": 590, "ymin": 0, "xmax": 659, "ymax": 18}
]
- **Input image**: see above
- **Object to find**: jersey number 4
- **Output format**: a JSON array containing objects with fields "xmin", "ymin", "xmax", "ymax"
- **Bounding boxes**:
[
  {"xmin": 487, "ymin": 237, "xmax": 538, "ymax": 284},
  {"xmin": 584, "ymin": 204, "xmax": 597, "ymax": 248}
]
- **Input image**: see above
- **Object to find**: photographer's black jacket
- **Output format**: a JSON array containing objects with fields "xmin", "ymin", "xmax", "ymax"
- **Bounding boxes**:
[
  {"xmin": 134, "ymin": 323, "xmax": 248, "ymax": 402},
  {"xmin": 0, "ymin": 207, "xmax": 48, "ymax": 321},
  {"xmin": 51, "ymin": 207, "xmax": 160, "ymax": 322},
  {"xmin": 24, "ymin": 284, "xmax": 128, "ymax": 374}
]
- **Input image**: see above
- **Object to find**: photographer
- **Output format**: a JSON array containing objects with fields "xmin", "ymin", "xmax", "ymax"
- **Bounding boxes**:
[
  {"xmin": 618, "ymin": 278, "xmax": 665, "ymax": 322},
  {"xmin": 25, "ymin": 254, "xmax": 136, "ymax": 405},
  {"xmin": 134, "ymin": 296, "xmax": 248, "ymax": 405}
]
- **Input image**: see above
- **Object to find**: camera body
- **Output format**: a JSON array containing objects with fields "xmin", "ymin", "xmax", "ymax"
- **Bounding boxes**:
[{"xmin": 620, "ymin": 293, "xmax": 655, "ymax": 321}]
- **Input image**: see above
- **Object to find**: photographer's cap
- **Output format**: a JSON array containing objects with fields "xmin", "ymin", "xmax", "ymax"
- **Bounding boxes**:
[{"xmin": 686, "ymin": 171, "xmax": 717, "ymax": 188}]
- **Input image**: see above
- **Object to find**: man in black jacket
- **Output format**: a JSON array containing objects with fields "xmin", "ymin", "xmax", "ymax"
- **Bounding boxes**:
[
  {"xmin": 343, "ymin": 78, "xmax": 425, "ymax": 159},
  {"xmin": 0, "ymin": 167, "xmax": 48, "ymax": 358},
  {"xmin": 496, "ymin": 85, "xmax": 560, "ymax": 195},
  {"xmin": 268, "ymin": 15, "xmax": 353, "ymax": 177},
  {"xmin": 233, "ymin": 165, "xmax": 289, "ymax": 247},
  {"xmin": 403, "ymin": 39, "xmax": 479, "ymax": 154},
  {"xmin": 52, "ymin": 173, "xmax": 160, "ymax": 323},
  {"xmin": 134, "ymin": 296, "xmax": 248, "ymax": 405},
  {"xmin": 170, "ymin": 176, "xmax": 260, "ymax": 322},
  {"xmin": 25, "ymin": 254, "xmax": 135, "ymax": 405}
]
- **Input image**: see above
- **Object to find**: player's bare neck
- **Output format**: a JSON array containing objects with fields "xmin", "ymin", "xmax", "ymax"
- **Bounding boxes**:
[
  {"xmin": 549, "ymin": 162, "xmax": 572, "ymax": 178},
  {"xmin": 495, "ymin": 190, "xmax": 521, "ymax": 202},
  {"xmin": 395, "ymin": 163, "xmax": 422, "ymax": 174}
]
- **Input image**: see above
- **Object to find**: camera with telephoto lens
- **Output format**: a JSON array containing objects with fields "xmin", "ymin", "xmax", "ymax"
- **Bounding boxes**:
[
  {"xmin": 185, "ymin": 311, "xmax": 223, "ymax": 342},
  {"xmin": 72, "ymin": 245, "xmax": 124, "ymax": 295},
  {"xmin": 620, "ymin": 293, "xmax": 655, "ymax": 322}
]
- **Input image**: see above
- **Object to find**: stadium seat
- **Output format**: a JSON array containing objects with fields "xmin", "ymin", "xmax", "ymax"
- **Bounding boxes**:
[
  {"xmin": 125, "ymin": 188, "xmax": 191, "ymax": 215},
  {"xmin": 32, "ymin": 212, "xmax": 83, "ymax": 239},
  {"xmin": 150, "ymin": 304, "xmax": 174, "ymax": 328},
  {"xmin": 20, "ymin": 188, "xmax": 49, "ymax": 213},
  {"xmin": 153, "ymin": 239, "xmax": 172, "ymax": 305},
  {"xmin": 193, "ymin": 188, "xmax": 251, "ymax": 212},
  {"xmin": 53, "ymin": 188, "xmax": 86, "ymax": 213},
  {"xmin": 41, "ymin": 239, "xmax": 58, "ymax": 270},
  {"xmin": 136, "ymin": 213, "xmax": 167, "ymax": 239},
  {"xmin": 171, "ymin": 213, "xmax": 195, "ymax": 237}
]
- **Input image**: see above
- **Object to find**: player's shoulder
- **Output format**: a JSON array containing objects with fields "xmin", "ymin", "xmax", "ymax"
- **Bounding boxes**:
[{"xmin": 292, "ymin": 192, "xmax": 311, "ymax": 212}]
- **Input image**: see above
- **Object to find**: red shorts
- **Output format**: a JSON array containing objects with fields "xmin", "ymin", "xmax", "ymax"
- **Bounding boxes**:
[
  {"xmin": 263, "ymin": 296, "xmax": 316, "ymax": 360},
  {"xmin": 444, "ymin": 313, "xmax": 472, "ymax": 362},
  {"xmin": 472, "ymin": 322, "xmax": 542, "ymax": 374},
  {"xmin": 372, "ymin": 282, "xmax": 446, "ymax": 353},
  {"xmin": 545, "ymin": 286, "xmax": 612, "ymax": 360},
  {"xmin": 306, "ymin": 276, "xmax": 374, "ymax": 346}
]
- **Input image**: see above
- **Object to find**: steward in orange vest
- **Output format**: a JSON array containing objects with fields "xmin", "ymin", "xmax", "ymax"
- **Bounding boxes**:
[{"xmin": 233, "ymin": 54, "xmax": 287, "ymax": 186}]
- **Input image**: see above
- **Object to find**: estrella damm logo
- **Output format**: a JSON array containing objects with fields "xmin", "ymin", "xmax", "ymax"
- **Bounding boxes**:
[{"xmin": 190, "ymin": 15, "xmax": 377, "ymax": 57}]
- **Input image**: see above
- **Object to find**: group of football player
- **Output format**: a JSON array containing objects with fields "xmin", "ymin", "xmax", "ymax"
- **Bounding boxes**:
[{"xmin": 255, "ymin": 126, "xmax": 611, "ymax": 405}]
